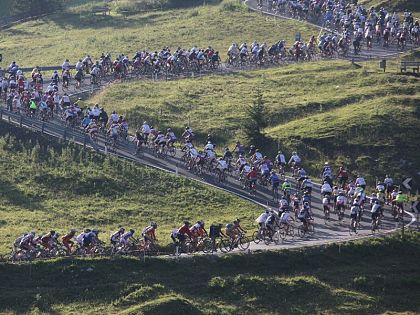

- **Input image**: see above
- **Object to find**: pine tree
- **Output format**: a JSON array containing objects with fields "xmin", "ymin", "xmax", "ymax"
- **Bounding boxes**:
[{"xmin": 243, "ymin": 90, "xmax": 268, "ymax": 145}]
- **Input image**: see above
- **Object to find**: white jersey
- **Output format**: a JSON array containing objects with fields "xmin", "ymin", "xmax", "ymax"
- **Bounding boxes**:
[
  {"xmin": 217, "ymin": 160, "xmax": 228, "ymax": 170},
  {"xmin": 321, "ymin": 183, "xmax": 332, "ymax": 193},
  {"xmin": 205, "ymin": 143, "xmax": 214, "ymax": 151},
  {"xmin": 336, "ymin": 195, "xmax": 347, "ymax": 205},
  {"xmin": 142, "ymin": 124, "xmax": 151, "ymax": 134},
  {"xmin": 279, "ymin": 199, "xmax": 288, "ymax": 208},
  {"xmin": 322, "ymin": 197, "xmax": 330, "ymax": 206},
  {"xmin": 256, "ymin": 212, "xmax": 270, "ymax": 224},
  {"xmin": 355, "ymin": 177, "xmax": 366, "ymax": 186},
  {"xmin": 280, "ymin": 211, "xmax": 291, "ymax": 223}
]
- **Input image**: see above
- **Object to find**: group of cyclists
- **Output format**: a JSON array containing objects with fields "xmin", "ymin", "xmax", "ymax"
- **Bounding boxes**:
[
  {"xmin": 259, "ymin": 0, "xmax": 419, "ymax": 55},
  {"xmin": 10, "ymin": 217, "xmax": 251, "ymax": 260}
]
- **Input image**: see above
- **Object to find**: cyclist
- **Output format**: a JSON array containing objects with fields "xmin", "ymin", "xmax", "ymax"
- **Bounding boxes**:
[
  {"xmin": 336, "ymin": 166, "xmax": 349, "ymax": 188},
  {"xmin": 142, "ymin": 222, "xmax": 158, "ymax": 246},
  {"xmin": 280, "ymin": 209, "xmax": 294, "ymax": 235},
  {"xmin": 166, "ymin": 128, "xmax": 177, "ymax": 147},
  {"xmin": 395, "ymin": 191, "xmax": 408, "ymax": 213},
  {"xmin": 119, "ymin": 229, "xmax": 135, "ymax": 250},
  {"xmin": 40, "ymin": 231, "xmax": 57, "ymax": 250},
  {"xmin": 350, "ymin": 203, "xmax": 359, "ymax": 232},
  {"xmin": 275, "ymin": 151, "xmax": 286, "ymax": 172},
  {"xmin": 110, "ymin": 227, "xmax": 125, "ymax": 246},
  {"xmin": 355, "ymin": 175, "xmax": 366, "ymax": 190},
  {"xmin": 108, "ymin": 122, "xmax": 119, "ymax": 143},
  {"xmin": 246, "ymin": 166, "xmax": 258, "ymax": 191},
  {"xmin": 302, "ymin": 176, "xmax": 313, "ymax": 194},
  {"xmin": 298, "ymin": 202, "xmax": 313, "ymax": 232},
  {"xmin": 269, "ymin": 170, "xmax": 280, "ymax": 193},
  {"xmin": 321, "ymin": 180, "xmax": 332, "ymax": 197},
  {"xmin": 282, "ymin": 179, "xmax": 292, "ymax": 197},
  {"xmin": 171, "ymin": 221, "xmax": 193, "ymax": 244},
  {"xmin": 288, "ymin": 151, "xmax": 301, "ymax": 168},
  {"xmin": 19, "ymin": 232, "xmax": 37, "ymax": 252},
  {"xmin": 226, "ymin": 219, "xmax": 245, "ymax": 241},
  {"xmin": 336, "ymin": 191, "xmax": 347, "ymax": 217},
  {"xmin": 371, "ymin": 200, "xmax": 382, "ymax": 230},
  {"xmin": 384, "ymin": 175, "xmax": 394, "ymax": 204},
  {"xmin": 264, "ymin": 211, "xmax": 277, "ymax": 238},
  {"xmin": 62, "ymin": 229, "xmax": 76, "ymax": 254},
  {"xmin": 209, "ymin": 223, "xmax": 227, "ymax": 252},
  {"xmin": 190, "ymin": 220, "xmax": 208, "ymax": 241},
  {"xmin": 322, "ymin": 194, "xmax": 331, "ymax": 218},
  {"xmin": 256, "ymin": 209, "xmax": 270, "ymax": 230},
  {"xmin": 84, "ymin": 229, "xmax": 100, "ymax": 249}
]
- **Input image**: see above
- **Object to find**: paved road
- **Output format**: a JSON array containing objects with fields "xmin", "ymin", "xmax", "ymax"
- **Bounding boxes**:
[{"xmin": 0, "ymin": 108, "xmax": 415, "ymax": 255}]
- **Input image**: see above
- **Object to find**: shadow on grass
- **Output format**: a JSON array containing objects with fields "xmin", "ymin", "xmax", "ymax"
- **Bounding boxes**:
[
  {"xmin": 0, "ymin": 233, "xmax": 419, "ymax": 314},
  {"xmin": 0, "ymin": 178, "xmax": 44, "ymax": 210}
]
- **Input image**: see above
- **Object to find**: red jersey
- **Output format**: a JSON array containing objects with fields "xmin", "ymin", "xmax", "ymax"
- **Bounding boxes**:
[{"xmin": 177, "ymin": 225, "xmax": 192, "ymax": 237}]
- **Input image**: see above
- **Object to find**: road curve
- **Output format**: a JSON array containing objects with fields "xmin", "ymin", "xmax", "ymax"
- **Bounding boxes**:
[{"xmin": 0, "ymin": 107, "xmax": 416, "ymax": 257}]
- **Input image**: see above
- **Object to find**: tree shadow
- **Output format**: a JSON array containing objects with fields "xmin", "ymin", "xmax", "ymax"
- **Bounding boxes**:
[{"xmin": 0, "ymin": 178, "xmax": 43, "ymax": 210}]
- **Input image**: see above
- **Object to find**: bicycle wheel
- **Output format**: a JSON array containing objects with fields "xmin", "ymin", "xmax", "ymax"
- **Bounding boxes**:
[
  {"xmin": 238, "ymin": 237, "xmax": 250, "ymax": 251},
  {"xmin": 297, "ymin": 225, "xmax": 306, "ymax": 238},
  {"xmin": 273, "ymin": 231, "xmax": 282, "ymax": 244},
  {"xmin": 169, "ymin": 146, "xmax": 176, "ymax": 158},
  {"xmin": 201, "ymin": 238, "xmax": 213, "ymax": 254},
  {"xmin": 252, "ymin": 230, "xmax": 262, "ymax": 244},
  {"xmin": 219, "ymin": 239, "xmax": 231, "ymax": 253}
]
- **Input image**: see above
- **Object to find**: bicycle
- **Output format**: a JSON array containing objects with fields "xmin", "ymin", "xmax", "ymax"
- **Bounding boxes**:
[
  {"xmin": 349, "ymin": 217, "xmax": 358, "ymax": 235},
  {"xmin": 274, "ymin": 223, "xmax": 295, "ymax": 243},
  {"xmin": 297, "ymin": 220, "xmax": 314, "ymax": 238},
  {"xmin": 219, "ymin": 232, "xmax": 249, "ymax": 252}
]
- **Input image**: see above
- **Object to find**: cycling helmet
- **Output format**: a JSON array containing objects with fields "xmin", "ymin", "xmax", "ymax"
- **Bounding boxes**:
[
  {"xmin": 184, "ymin": 221, "xmax": 190, "ymax": 226},
  {"xmin": 92, "ymin": 229, "xmax": 99, "ymax": 234},
  {"xmin": 119, "ymin": 227, "xmax": 125, "ymax": 232},
  {"xmin": 151, "ymin": 222, "xmax": 158, "ymax": 228},
  {"xmin": 70, "ymin": 229, "xmax": 76, "ymax": 233},
  {"xmin": 50, "ymin": 230, "xmax": 55, "ymax": 235},
  {"xmin": 130, "ymin": 229, "xmax": 135, "ymax": 234}
]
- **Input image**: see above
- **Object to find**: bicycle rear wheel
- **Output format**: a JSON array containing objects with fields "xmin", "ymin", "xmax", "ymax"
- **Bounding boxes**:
[
  {"xmin": 219, "ymin": 239, "xmax": 231, "ymax": 253},
  {"xmin": 238, "ymin": 237, "xmax": 250, "ymax": 250}
]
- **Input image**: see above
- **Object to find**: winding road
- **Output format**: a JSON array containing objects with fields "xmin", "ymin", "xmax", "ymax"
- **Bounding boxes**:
[{"xmin": 0, "ymin": 3, "xmax": 417, "ymax": 257}]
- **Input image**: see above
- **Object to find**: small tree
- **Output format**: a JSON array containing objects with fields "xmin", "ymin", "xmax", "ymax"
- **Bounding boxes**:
[{"xmin": 243, "ymin": 90, "xmax": 268, "ymax": 145}]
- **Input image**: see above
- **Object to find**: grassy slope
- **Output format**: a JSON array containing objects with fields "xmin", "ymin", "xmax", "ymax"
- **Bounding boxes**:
[
  {"xmin": 0, "ymin": 232, "xmax": 419, "ymax": 314},
  {"xmin": 0, "ymin": 122, "xmax": 260, "ymax": 254},
  {"xmin": 90, "ymin": 57, "xmax": 420, "ymax": 180},
  {"xmin": 0, "ymin": 0, "xmax": 318, "ymax": 67},
  {"xmin": 358, "ymin": 0, "xmax": 420, "ymax": 17}
]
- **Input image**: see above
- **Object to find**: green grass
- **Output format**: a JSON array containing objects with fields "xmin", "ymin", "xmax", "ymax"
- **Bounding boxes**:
[
  {"xmin": 0, "ymin": 121, "xmax": 260, "ymax": 254},
  {"xmin": 0, "ymin": 0, "xmax": 318, "ymax": 67},
  {"xmin": 358, "ymin": 0, "xmax": 420, "ymax": 17},
  {"xmin": 89, "ymin": 57, "xmax": 420, "ymax": 181},
  {"xmin": 1, "ymin": 232, "xmax": 419, "ymax": 314}
]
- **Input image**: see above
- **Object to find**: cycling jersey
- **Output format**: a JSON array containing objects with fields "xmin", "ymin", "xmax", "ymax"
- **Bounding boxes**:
[{"xmin": 256, "ymin": 212, "xmax": 270, "ymax": 224}]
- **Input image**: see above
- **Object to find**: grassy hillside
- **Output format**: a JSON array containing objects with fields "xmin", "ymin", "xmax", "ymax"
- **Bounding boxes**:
[
  {"xmin": 90, "ymin": 56, "xmax": 420, "ymax": 181},
  {"xmin": 0, "ymin": 121, "xmax": 260, "ymax": 254},
  {"xmin": 358, "ymin": 0, "xmax": 419, "ymax": 16},
  {"xmin": 0, "ymin": 232, "xmax": 419, "ymax": 314},
  {"xmin": 0, "ymin": 0, "xmax": 318, "ymax": 67}
]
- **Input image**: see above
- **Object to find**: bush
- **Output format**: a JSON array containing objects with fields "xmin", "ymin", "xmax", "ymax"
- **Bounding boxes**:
[{"xmin": 11, "ymin": 0, "xmax": 64, "ymax": 16}]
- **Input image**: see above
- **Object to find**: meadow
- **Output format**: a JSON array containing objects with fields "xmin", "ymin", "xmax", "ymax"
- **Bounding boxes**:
[
  {"xmin": 0, "ymin": 0, "xmax": 318, "ymax": 67},
  {"xmin": 0, "ymin": 121, "xmax": 261, "ymax": 254},
  {"xmin": 89, "ymin": 56, "xmax": 420, "ymax": 182}
]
